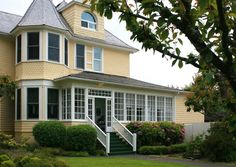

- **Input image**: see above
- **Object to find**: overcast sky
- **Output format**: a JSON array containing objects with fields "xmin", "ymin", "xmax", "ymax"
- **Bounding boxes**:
[{"xmin": 0, "ymin": 0, "xmax": 198, "ymax": 88}]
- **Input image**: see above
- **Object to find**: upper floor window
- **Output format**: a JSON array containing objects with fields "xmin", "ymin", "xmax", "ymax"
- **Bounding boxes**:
[
  {"xmin": 17, "ymin": 35, "xmax": 21, "ymax": 63},
  {"xmin": 76, "ymin": 44, "xmax": 85, "ymax": 69},
  {"xmin": 81, "ymin": 12, "xmax": 96, "ymax": 30},
  {"xmin": 93, "ymin": 48, "xmax": 102, "ymax": 72},
  {"xmin": 64, "ymin": 39, "xmax": 68, "ymax": 66},
  {"xmin": 48, "ymin": 33, "xmax": 60, "ymax": 62},
  {"xmin": 28, "ymin": 32, "xmax": 40, "ymax": 60}
]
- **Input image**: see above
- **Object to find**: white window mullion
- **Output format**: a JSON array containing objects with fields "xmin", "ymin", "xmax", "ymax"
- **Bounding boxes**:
[
  {"xmin": 155, "ymin": 96, "xmax": 157, "ymax": 122},
  {"xmin": 145, "ymin": 95, "xmax": 148, "ymax": 121}
]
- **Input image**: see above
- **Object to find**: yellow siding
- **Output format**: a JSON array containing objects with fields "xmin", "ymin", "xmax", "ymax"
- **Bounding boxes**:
[
  {"xmin": 175, "ymin": 94, "xmax": 204, "ymax": 123},
  {"xmin": 62, "ymin": 4, "xmax": 105, "ymax": 39},
  {"xmin": 0, "ymin": 35, "xmax": 15, "ymax": 133},
  {"xmin": 104, "ymin": 49, "xmax": 130, "ymax": 77}
]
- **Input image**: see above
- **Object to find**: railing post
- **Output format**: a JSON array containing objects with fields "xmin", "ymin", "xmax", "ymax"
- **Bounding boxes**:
[
  {"xmin": 133, "ymin": 133, "xmax": 137, "ymax": 152},
  {"xmin": 106, "ymin": 133, "xmax": 110, "ymax": 155}
]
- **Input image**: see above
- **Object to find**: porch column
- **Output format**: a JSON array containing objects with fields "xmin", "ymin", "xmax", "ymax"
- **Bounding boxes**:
[
  {"xmin": 85, "ymin": 88, "xmax": 88, "ymax": 119},
  {"xmin": 71, "ymin": 85, "xmax": 75, "ymax": 121}
]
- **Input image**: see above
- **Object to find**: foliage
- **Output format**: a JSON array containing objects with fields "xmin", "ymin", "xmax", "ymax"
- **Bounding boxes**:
[
  {"xmin": 0, "ymin": 75, "xmax": 17, "ymax": 99},
  {"xmin": 0, "ymin": 133, "xmax": 22, "ymax": 149},
  {"xmin": 139, "ymin": 143, "xmax": 187, "ymax": 155},
  {"xmin": 202, "ymin": 122, "xmax": 236, "ymax": 162},
  {"xmin": 185, "ymin": 71, "xmax": 231, "ymax": 121},
  {"xmin": 86, "ymin": 0, "xmax": 236, "ymax": 97},
  {"xmin": 60, "ymin": 151, "xmax": 89, "ymax": 157},
  {"xmin": 183, "ymin": 135, "xmax": 205, "ymax": 159},
  {"xmin": 1, "ymin": 160, "xmax": 16, "ymax": 167},
  {"xmin": 126, "ymin": 122, "xmax": 184, "ymax": 147},
  {"xmin": 65, "ymin": 125, "xmax": 97, "ymax": 153},
  {"xmin": 33, "ymin": 121, "xmax": 66, "ymax": 148},
  {"xmin": 0, "ymin": 155, "xmax": 10, "ymax": 164}
]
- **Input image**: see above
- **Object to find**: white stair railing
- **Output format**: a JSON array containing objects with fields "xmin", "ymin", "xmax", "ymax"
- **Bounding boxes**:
[
  {"xmin": 86, "ymin": 116, "xmax": 110, "ymax": 154},
  {"xmin": 112, "ymin": 116, "xmax": 137, "ymax": 152}
]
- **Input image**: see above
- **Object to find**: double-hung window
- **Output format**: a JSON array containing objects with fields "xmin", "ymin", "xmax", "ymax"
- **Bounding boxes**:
[
  {"xmin": 76, "ymin": 44, "xmax": 85, "ymax": 69},
  {"xmin": 16, "ymin": 89, "xmax": 21, "ymax": 120},
  {"xmin": 93, "ymin": 48, "xmax": 102, "ymax": 72},
  {"xmin": 64, "ymin": 39, "xmax": 68, "ymax": 66},
  {"xmin": 27, "ymin": 88, "xmax": 39, "ymax": 119},
  {"xmin": 47, "ymin": 89, "xmax": 59, "ymax": 119},
  {"xmin": 27, "ymin": 32, "xmax": 40, "ymax": 60},
  {"xmin": 48, "ymin": 33, "xmax": 60, "ymax": 62},
  {"xmin": 17, "ymin": 35, "xmax": 21, "ymax": 63}
]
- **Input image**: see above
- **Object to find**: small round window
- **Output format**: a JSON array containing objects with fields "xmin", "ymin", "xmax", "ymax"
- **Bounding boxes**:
[{"xmin": 81, "ymin": 12, "xmax": 96, "ymax": 30}]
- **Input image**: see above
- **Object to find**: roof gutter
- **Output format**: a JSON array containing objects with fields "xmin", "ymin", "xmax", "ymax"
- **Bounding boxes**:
[{"xmin": 55, "ymin": 76, "xmax": 182, "ymax": 93}]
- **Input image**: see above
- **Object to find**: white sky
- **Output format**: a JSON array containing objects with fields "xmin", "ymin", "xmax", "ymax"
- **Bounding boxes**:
[{"xmin": 0, "ymin": 0, "xmax": 198, "ymax": 88}]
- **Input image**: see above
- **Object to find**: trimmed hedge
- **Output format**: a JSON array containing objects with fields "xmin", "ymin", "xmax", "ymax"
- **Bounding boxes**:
[
  {"xmin": 139, "ymin": 143, "xmax": 187, "ymax": 155},
  {"xmin": 65, "ymin": 125, "xmax": 97, "ymax": 153},
  {"xmin": 33, "ymin": 121, "xmax": 66, "ymax": 148},
  {"xmin": 127, "ymin": 122, "xmax": 185, "ymax": 147}
]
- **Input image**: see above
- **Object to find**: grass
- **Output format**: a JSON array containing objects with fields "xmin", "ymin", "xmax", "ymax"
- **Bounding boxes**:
[{"xmin": 59, "ymin": 157, "xmax": 198, "ymax": 167}]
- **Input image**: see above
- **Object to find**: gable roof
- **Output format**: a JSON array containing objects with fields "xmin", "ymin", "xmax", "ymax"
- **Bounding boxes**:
[
  {"xmin": 0, "ymin": 11, "xmax": 21, "ymax": 34},
  {"xmin": 55, "ymin": 71, "xmax": 181, "ymax": 93},
  {"xmin": 16, "ymin": 0, "xmax": 68, "ymax": 31}
]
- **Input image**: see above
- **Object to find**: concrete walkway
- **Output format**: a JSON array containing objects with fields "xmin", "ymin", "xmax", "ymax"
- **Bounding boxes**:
[{"xmin": 116, "ymin": 155, "xmax": 236, "ymax": 167}]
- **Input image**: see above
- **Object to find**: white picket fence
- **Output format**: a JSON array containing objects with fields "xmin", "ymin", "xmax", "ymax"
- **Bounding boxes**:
[{"xmin": 184, "ymin": 122, "xmax": 212, "ymax": 142}]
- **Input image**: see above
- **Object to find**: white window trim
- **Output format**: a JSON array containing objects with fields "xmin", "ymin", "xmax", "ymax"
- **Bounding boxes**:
[{"xmin": 81, "ymin": 19, "xmax": 97, "ymax": 31}]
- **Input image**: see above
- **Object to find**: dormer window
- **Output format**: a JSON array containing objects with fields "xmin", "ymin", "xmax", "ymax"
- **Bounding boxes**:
[{"xmin": 81, "ymin": 12, "xmax": 96, "ymax": 30}]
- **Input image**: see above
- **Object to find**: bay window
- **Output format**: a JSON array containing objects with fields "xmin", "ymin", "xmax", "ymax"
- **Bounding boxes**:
[
  {"xmin": 27, "ymin": 88, "xmax": 39, "ymax": 119},
  {"xmin": 64, "ymin": 38, "xmax": 68, "ymax": 66},
  {"xmin": 48, "ymin": 33, "xmax": 60, "ymax": 62},
  {"xmin": 16, "ymin": 89, "xmax": 21, "ymax": 120},
  {"xmin": 115, "ymin": 92, "xmax": 124, "ymax": 121},
  {"xmin": 75, "ymin": 88, "xmax": 85, "ymax": 119},
  {"xmin": 17, "ymin": 35, "xmax": 21, "ymax": 63},
  {"xmin": 62, "ymin": 89, "xmax": 71, "ymax": 120},
  {"xmin": 27, "ymin": 32, "xmax": 39, "ymax": 60}
]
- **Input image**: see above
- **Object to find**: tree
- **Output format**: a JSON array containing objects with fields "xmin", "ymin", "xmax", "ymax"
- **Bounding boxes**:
[
  {"xmin": 185, "ymin": 70, "xmax": 231, "ymax": 122},
  {"xmin": 0, "ymin": 75, "xmax": 17, "ymax": 99},
  {"xmin": 86, "ymin": 0, "xmax": 236, "ymax": 108}
]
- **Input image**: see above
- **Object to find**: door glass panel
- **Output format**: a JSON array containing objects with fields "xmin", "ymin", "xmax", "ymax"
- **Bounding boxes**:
[{"xmin": 106, "ymin": 99, "xmax": 112, "ymax": 128}]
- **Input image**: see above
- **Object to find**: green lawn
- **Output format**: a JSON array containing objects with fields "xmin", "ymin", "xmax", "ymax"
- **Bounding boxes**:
[{"xmin": 59, "ymin": 157, "xmax": 198, "ymax": 167}]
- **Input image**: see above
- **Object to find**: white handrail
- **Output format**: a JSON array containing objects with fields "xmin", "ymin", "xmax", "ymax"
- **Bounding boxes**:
[
  {"xmin": 112, "ymin": 116, "xmax": 137, "ymax": 152},
  {"xmin": 86, "ymin": 116, "xmax": 110, "ymax": 153}
]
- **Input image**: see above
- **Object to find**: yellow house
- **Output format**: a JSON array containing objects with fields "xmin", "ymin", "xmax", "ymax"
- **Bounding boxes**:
[{"xmin": 0, "ymin": 0, "xmax": 204, "ymax": 154}]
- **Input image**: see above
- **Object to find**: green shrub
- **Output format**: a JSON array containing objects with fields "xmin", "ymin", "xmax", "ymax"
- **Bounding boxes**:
[
  {"xmin": 61, "ymin": 151, "xmax": 89, "ymax": 157},
  {"xmin": 127, "ymin": 122, "xmax": 184, "ymax": 147},
  {"xmin": 50, "ymin": 160, "xmax": 69, "ymax": 167},
  {"xmin": 0, "ymin": 155, "xmax": 10, "ymax": 163},
  {"xmin": 1, "ymin": 160, "xmax": 16, "ymax": 167},
  {"xmin": 33, "ymin": 121, "xmax": 66, "ymax": 148},
  {"xmin": 184, "ymin": 135, "xmax": 204, "ymax": 159},
  {"xmin": 139, "ymin": 144, "xmax": 187, "ymax": 155},
  {"xmin": 65, "ymin": 125, "xmax": 97, "ymax": 153},
  {"xmin": 0, "ymin": 133, "xmax": 19, "ymax": 149},
  {"xmin": 139, "ymin": 146, "xmax": 169, "ymax": 155},
  {"xmin": 202, "ymin": 122, "xmax": 236, "ymax": 162}
]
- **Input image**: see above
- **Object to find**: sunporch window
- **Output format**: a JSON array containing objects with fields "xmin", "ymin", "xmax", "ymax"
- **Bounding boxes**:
[
  {"xmin": 115, "ymin": 92, "xmax": 124, "ymax": 121},
  {"xmin": 157, "ymin": 96, "xmax": 165, "ymax": 121},
  {"xmin": 136, "ymin": 95, "xmax": 145, "ymax": 121},
  {"xmin": 75, "ymin": 88, "xmax": 85, "ymax": 120},
  {"xmin": 47, "ymin": 89, "xmax": 59, "ymax": 120},
  {"xmin": 166, "ymin": 97, "xmax": 173, "ymax": 121},
  {"xmin": 148, "ymin": 96, "xmax": 156, "ymax": 121},
  {"xmin": 27, "ymin": 32, "xmax": 40, "ymax": 60},
  {"xmin": 27, "ymin": 88, "xmax": 39, "ymax": 119},
  {"xmin": 62, "ymin": 89, "xmax": 71, "ymax": 120},
  {"xmin": 126, "ymin": 93, "xmax": 135, "ymax": 121}
]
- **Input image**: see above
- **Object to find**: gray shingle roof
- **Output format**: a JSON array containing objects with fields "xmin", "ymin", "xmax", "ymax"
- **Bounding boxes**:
[
  {"xmin": 55, "ymin": 71, "xmax": 180, "ymax": 92},
  {"xmin": 17, "ymin": 0, "xmax": 68, "ymax": 30},
  {"xmin": 0, "ymin": 11, "xmax": 21, "ymax": 34}
]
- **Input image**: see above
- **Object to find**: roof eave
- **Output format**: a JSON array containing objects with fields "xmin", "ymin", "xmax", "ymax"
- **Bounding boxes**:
[
  {"xmin": 55, "ymin": 76, "xmax": 180, "ymax": 93},
  {"xmin": 58, "ymin": 1, "xmax": 90, "ymax": 12}
]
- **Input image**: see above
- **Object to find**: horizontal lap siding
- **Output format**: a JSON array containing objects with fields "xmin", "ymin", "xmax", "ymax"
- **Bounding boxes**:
[
  {"xmin": 175, "ymin": 94, "xmax": 204, "ymax": 123},
  {"xmin": 0, "ymin": 35, "xmax": 15, "ymax": 133}
]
